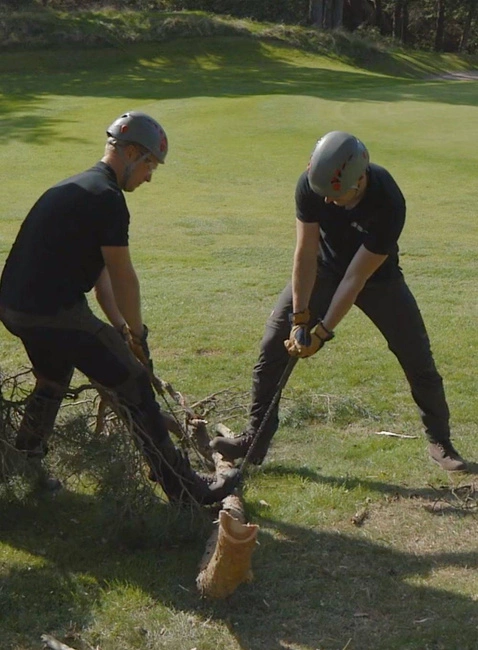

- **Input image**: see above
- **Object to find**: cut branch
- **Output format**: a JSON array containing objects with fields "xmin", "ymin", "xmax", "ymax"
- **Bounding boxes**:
[
  {"xmin": 197, "ymin": 423, "xmax": 258, "ymax": 598},
  {"xmin": 41, "ymin": 635, "xmax": 76, "ymax": 650}
]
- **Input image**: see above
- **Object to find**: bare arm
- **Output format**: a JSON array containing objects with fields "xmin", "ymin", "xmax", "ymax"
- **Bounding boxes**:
[
  {"xmin": 94, "ymin": 267, "xmax": 127, "ymax": 330},
  {"xmin": 292, "ymin": 220, "xmax": 320, "ymax": 313},
  {"xmin": 322, "ymin": 244, "xmax": 388, "ymax": 331},
  {"xmin": 101, "ymin": 245, "xmax": 143, "ymax": 337}
]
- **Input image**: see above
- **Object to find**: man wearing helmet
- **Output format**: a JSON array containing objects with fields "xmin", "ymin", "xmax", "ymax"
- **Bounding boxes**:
[
  {"xmin": 211, "ymin": 130, "xmax": 467, "ymax": 473},
  {"xmin": 0, "ymin": 111, "xmax": 238, "ymax": 505}
]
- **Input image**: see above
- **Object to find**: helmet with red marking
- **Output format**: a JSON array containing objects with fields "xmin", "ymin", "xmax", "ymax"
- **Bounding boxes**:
[
  {"xmin": 106, "ymin": 111, "xmax": 168, "ymax": 164},
  {"xmin": 307, "ymin": 131, "xmax": 369, "ymax": 197}
]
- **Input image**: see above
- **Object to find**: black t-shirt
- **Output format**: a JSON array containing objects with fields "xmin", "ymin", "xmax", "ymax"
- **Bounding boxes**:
[
  {"xmin": 0, "ymin": 162, "xmax": 129, "ymax": 315},
  {"xmin": 295, "ymin": 163, "xmax": 405, "ymax": 281}
]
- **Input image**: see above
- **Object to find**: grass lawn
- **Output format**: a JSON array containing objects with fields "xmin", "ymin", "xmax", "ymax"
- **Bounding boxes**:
[{"xmin": 1, "ymin": 33, "xmax": 478, "ymax": 650}]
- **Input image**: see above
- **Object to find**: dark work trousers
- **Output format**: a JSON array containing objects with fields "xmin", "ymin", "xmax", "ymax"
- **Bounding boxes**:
[
  {"xmin": 247, "ymin": 272, "xmax": 451, "ymax": 445},
  {"xmin": 0, "ymin": 301, "xmax": 170, "ymax": 473}
]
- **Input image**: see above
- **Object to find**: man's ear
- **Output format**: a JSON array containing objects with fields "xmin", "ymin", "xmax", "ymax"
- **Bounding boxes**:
[{"xmin": 123, "ymin": 143, "xmax": 138, "ymax": 161}]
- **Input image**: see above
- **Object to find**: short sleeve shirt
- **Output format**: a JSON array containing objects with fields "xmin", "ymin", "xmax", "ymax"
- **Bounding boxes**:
[
  {"xmin": 0, "ymin": 162, "xmax": 130, "ymax": 314},
  {"xmin": 295, "ymin": 163, "xmax": 405, "ymax": 281}
]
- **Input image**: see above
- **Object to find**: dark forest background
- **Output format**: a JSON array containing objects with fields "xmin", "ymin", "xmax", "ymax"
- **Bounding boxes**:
[{"xmin": 2, "ymin": 0, "xmax": 478, "ymax": 53}]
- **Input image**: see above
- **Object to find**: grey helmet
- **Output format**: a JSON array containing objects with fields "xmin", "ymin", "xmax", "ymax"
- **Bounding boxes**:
[
  {"xmin": 106, "ymin": 111, "xmax": 168, "ymax": 164},
  {"xmin": 307, "ymin": 131, "xmax": 369, "ymax": 197}
]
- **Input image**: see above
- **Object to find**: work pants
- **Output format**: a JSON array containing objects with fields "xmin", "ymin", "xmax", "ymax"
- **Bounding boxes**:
[
  {"xmin": 0, "ymin": 301, "xmax": 170, "ymax": 472},
  {"xmin": 248, "ymin": 273, "xmax": 451, "ymax": 445}
]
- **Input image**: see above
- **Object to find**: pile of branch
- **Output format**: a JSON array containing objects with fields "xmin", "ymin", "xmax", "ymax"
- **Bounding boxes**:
[
  {"xmin": 98, "ymin": 379, "xmax": 259, "ymax": 599},
  {"xmin": 1, "ymin": 367, "xmax": 259, "ymax": 600}
]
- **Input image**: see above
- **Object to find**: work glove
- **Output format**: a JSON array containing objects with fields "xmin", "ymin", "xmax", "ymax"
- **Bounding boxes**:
[
  {"xmin": 284, "ymin": 309, "xmax": 334, "ymax": 358},
  {"xmin": 119, "ymin": 324, "xmax": 153, "ymax": 370}
]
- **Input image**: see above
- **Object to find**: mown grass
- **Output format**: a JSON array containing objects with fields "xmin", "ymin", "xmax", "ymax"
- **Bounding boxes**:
[{"xmin": 1, "ymin": 21, "xmax": 478, "ymax": 650}]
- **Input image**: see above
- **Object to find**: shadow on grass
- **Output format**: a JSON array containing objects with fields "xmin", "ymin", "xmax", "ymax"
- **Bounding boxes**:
[
  {"xmin": 1, "ymin": 38, "xmax": 478, "ymax": 144},
  {"xmin": 1, "ymin": 485, "xmax": 477, "ymax": 650},
  {"xmin": 260, "ymin": 463, "xmax": 478, "ymax": 514}
]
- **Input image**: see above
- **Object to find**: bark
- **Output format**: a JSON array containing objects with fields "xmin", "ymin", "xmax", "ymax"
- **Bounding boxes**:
[
  {"xmin": 196, "ymin": 425, "xmax": 259, "ymax": 599},
  {"xmin": 459, "ymin": 0, "xmax": 477, "ymax": 51},
  {"xmin": 434, "ymin": 0, "xmax": 446, "ymax": 51},
  {"xmin": 309, "ymin": 0, "xmax": 324, "ymax": 25},
  {"xmin": 331, "ymin": 0, "xmax": 344, "ymax": 27},
  {"xmin": 324, "ymin": 0, "xmax": 333, "ymax": 28},
  {"xmin": 393, "ymin": 0, "xmax": 409, "ymax": 43},
  {"xmin": 309, "ymin": 0, "xmax": 344, "ymax": 28},
  {"xmin": 41, "ymin": 635, "xmax": 76, "ymax": 650},
  {"xmin": 374, "ymin": 0, "xmax": 385, "ymax": 33},
  {"xmin": 196, "ymin": 493, "xmax": 259, "ymax": 598}
]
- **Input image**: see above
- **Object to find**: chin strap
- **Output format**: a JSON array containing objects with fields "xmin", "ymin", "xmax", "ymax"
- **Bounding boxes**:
[{"xmin": 116, "ymin": 148, "xmax": 150, "ymax": 190}]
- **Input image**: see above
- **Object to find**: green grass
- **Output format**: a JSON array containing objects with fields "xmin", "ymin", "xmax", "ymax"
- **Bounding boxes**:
[{"xmin": 1, "ymin": 30, "xmax": 478, "ymax": 650}]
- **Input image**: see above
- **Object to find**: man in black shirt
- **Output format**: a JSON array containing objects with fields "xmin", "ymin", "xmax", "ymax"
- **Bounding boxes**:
[
  {"xmin": 211, "ymin": 131, "xmax": 467, "ymax": 473},
  {"xmin": 0, "ymin": 111, "xmax": 238, "ymax": 505}
]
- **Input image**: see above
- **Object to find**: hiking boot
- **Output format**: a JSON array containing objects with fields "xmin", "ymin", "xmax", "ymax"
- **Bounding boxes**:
[
  {"xmin": 150, "ymin": 440, "xmax": 241, "ymax": 505},
  {"xmin": 428, "ymin": 441, "xmax": 468, "ymax": 472},
  {"xmin": 209, "ymin": 431, "xmax": 267, "ymax": 465}
]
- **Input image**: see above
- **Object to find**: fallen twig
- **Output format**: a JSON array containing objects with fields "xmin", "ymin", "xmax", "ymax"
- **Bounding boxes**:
[
  {"xmin": 41, "ymin": 635, "xmax": 76, "ymax": 650},
  {"xmin": 374, "ymin": 431, "xmax": 418, "ymax": 439},
  {"xmin": 351, "ymin": 507, "xmax": 369, "ymax": 526}
]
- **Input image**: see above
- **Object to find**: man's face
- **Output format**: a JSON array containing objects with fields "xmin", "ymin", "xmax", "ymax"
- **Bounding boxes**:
[
  {"xmin": 323, "ymin": 186, "xmax": 359, "ymax": 207},
  {"xmin": 123, "ymin": 146, "xmax": 159, "ymax": 192},
  {"xmin": 323, "ymin": 173, "xmax": 366, "ymax": 209}
]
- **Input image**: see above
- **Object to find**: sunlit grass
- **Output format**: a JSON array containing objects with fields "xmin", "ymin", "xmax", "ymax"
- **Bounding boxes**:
[{"xmin": 1, "ymin": 32, "xmax": 478, "ymax": 650}]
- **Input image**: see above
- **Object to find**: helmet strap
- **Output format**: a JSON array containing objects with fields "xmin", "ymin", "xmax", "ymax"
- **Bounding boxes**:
[
  {"xmin": 116, "ymin": 146, "xmax": 149, "ymax": 190},
  {"xmin": 344, "ymin": 173, "xmax": 368, "ymax": 210}
]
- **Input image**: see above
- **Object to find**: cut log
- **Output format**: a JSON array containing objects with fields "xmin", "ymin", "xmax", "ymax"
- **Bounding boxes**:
[
  {"xmin": 196, "ymin": 438, "xmax": 259, "ymax": 599},
  {"xmin": 197, "ymin": 493, "xmax": 258, "ymax": 598}
]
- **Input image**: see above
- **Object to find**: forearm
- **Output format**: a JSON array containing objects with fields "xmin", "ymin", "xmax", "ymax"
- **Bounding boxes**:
[
  {"xmin": 292, "ymin": 250, "xmax": 318, "ymax": 314},
  {"xmin": 94, "ymin": 268, "xmax": 126, "ymax": 329},
  {"xmin": 101, "ymin": 246, "xmax": 145, "ymax": 337},
  {"xmin": 109, "ymin": 270, "xmax": 143, "ymax": 337},
  {"xmin": 322, "ymin": 274, "xmax": 365, "ymax": 331},
  {"xmin": 322, "ymin": 246, "xmax": 388, "ymax": 331}
]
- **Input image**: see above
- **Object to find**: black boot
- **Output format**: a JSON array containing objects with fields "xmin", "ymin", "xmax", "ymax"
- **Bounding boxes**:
[
  {"xmin": 209, "ymin": 430, "xmax": 269, "ymax": 465},
  {"xmin": 15, "ymin": 379, "xmax": 67, "ymax": 455},
  {"xmin": 150, "ymin": 440, "xmax": 240, "ymax": 505}
]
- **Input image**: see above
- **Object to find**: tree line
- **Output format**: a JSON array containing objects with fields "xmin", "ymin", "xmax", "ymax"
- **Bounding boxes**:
[{"xmin": 5, "ymin": 0, "xmax": 478, "ymax": 53}]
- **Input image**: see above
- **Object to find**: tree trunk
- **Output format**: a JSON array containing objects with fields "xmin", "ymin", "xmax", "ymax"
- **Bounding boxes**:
[
  {"xmin": 434, "ymin": 0, "xmax": 446, "ymax": 51},
  {"xmin": 309, "ymin": 0, "xmax": 324, "ymax": 26},
  {"xmin": 374, "ymin": 0, "xmax": 385, "ymax": 33},
  {"xmin": 393, "ymin": 0, "xmax": 409, "ymax": 43},
  {"xmin": 323, "ymin": 0, "xmax": 331, "ymax": 28},
  {"xmin": 331, "ymin": 0, "xmax": 344, "ymax": 27},
  {"xmin": 459, "ymin": 0, "xmax": 477, "ymax": 52}
]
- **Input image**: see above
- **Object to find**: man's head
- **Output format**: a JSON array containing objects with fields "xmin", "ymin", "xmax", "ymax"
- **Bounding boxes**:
[
  {"xmin": 107, "ymin": 111, "xmax": 168, "ymax": 163},
  {"xmin": 307, "ymin": 131, "xmax": 369, "ymax": 205},
  {"xmin": 104, "ymin": 111, "xmax": 168, "ymax": 191}
]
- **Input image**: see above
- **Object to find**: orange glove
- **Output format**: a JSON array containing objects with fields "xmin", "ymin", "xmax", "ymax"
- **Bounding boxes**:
[
  {"xmin": 284, "ymin": 309, "xmax": 334, "ymax": 358},
  {"xmin": 118, "ymin": 324, "xmax": 152, "ymax": 369}
]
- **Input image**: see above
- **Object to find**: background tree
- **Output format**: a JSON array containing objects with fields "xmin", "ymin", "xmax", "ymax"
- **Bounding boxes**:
[
  {"xmin": 392, "ymin": 0, "xmax": 410, "ymax": 43},
  {"xmin": 459, "ymin": 0, "xmax": 478, "ymax": 51},
  {"xmin": 309, "ymin": 0, "xmax": 325, "ymax": 25},
  {"xmin": 434, "ymin": 0, "xmax": 447, "ymax": 51},
  {"xmin": 8, "ymin": 0, "xmax": 478, "ymax": 53},
  {"xmin": 309, "ymin": 0, "xmax": 344, "ymax": 27}
]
